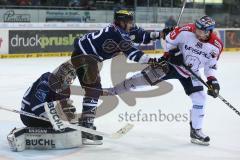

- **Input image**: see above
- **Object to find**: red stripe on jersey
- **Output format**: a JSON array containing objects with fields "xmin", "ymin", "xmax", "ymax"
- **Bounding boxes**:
[
  {"xmin": 170, "ymin": 23, "xmax": 195, "ymax": 40},
  {"xmin": 207, "ymin": 76, "xmax": 217, "ymax": 81},
  {"xmin": 208, "ymin": 32, "xmax": 223, "ymax": 60},
  {"xmin": 176, "ymin": 66, "xmax": 191, "ymax": 77}
]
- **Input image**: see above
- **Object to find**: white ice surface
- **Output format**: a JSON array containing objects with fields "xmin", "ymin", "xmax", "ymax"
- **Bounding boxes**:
[{"xmin": 0, "ymin": 53, "xmax": 240, "ymax": 160}]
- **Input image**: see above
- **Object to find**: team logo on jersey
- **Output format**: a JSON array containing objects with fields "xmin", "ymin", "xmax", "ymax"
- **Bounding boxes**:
[
  {"xmin": 214, "ymin": 40, "xmax": 222, "ymax": 51},
  {"xmin": 102, "ymin": 39, "xmax": 132, "ymax": 53},
  {"xmin": 210, "ymin": 50, "xmax": 218, "ymax": 58},
  {"xmin": 102, "ymin": 39, "xmax": 119, "ymax": 53},
  {"xmin": 185, "ymin": 55, "xmax": 201, "ymax": 71},
  {"xmin": 184, "ymin": 45, "xmax": 210, "ymax": 59},
  {"xmin": 35, "ymin": 89, "xmax": 47, "ymax": 102},
  {"xmin": 195, "ymin": 42, "xmax": 203, "ymax": 49}
]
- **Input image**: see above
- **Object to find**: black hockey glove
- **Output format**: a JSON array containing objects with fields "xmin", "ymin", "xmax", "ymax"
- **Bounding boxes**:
[
  {"xmin": 161, "ymin": 27, "xmax": 175, "ymax": 40},
  {"xmin": 168, "ymin": 48, "xmax": 184, "ymax": 66},
  {"xmin": 148, "ymin": 57, "xmax": 169, "ymax": 74},
  {"xmin": 206, "ymin": 77, "xmax": 220, "ymax": 98}
]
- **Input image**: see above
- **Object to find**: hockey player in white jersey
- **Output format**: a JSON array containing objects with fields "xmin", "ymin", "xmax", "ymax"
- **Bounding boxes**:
[{"xmin": 103, "ymin": 16, "xmax": 223, "ymax": 146}]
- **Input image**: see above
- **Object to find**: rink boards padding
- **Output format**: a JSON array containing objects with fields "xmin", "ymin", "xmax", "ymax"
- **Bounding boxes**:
[
  {"xmin": 1, "ymin": 49, "xmax": 240, "ymax": 59},
  {"xmin": 0, "ymin": 50, "xmax": 164, "ymax": 59},
  {"xmin": 0, "ymin": 28, "xmax": 240, "ymax": 58}
]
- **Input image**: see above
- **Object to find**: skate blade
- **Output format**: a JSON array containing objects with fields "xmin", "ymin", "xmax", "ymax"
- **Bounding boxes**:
[
  {"xmin": 82, "ymin": 138, "xmax": 103, "ymax": 145},
  {"xmin": 191, "ymin": 138, "xmax": 209, "ymax": 146}
]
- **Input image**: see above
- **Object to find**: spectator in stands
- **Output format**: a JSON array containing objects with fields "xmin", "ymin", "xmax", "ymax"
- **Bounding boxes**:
[
  {"xmin": 69, "ymin": 0, "xmax": 80, "ymax": 7},
  {"xmin": 84, "ymin": 0, "xmax": 96, "ymax": 10},
  {"xmin": 40, "ymin": 0, "xmax": 47, "ymax": 5},
  {"xmin": 31, "ymin": 0, "xmax": 40, "ymax": 6},
  {"xmin": 16, "ymin": 0, "xmax": 31, "ymax": 5},
  {"xmin": 165, "ymin": 15, "xmax": 177, "ymax": 28},
  {"xmin": 40, "ymin": 0, "xmax": 56, "ymax": 6},
  {"xmin": 55, "ymin": 0, "xmax": 69, "ymax": 6}
]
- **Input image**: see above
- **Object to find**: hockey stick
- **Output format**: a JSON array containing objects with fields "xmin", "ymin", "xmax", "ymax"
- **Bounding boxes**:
[
  {"xmin": 0, "ymin": 106, "xmax": 49, "ymax": 121},
  {"xmin": 182, "ymin": 63, "xmax": 240, "ymax": 117},
  {"xmin": 0, "ymin": 105, "xmax": 134, "ymax": 139},
  {"xmin": 70, "ymin": 85, "xmax": 110, "ymax": 96},
  {"xmin": 177, "ymin": 0, "xmax": 187, "ymax": 26}
]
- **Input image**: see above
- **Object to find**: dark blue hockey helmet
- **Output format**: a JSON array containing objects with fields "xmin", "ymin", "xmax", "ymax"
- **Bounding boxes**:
[
  {"xmin": 195, "ymin": 16, "xmax": 215, "ymax": 33},
  {"xmin": 114, "ymin": 8, "xmax": 134, "ymax": 23}
]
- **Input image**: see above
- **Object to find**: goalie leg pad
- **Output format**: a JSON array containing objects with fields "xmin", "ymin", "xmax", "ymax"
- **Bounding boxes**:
[{"xmin": 7, "ymin": 127, "xmax": 82, "ymax": 152}]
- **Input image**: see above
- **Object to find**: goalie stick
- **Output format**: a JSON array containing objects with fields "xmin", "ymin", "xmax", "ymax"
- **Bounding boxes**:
[{"xmin": 0, "ymin": 105, "xmax": 134, "ymax": 139}]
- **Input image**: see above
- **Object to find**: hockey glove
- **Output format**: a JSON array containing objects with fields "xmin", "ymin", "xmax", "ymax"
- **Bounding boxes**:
[
  {"xmin": 168, "ymin": 48, "xmax": 184, "ymax": 66},
  {"xmin": 148, "ymin": 57, "xmax": 169, "ymax": 74},
  {"xmin": 206, "ymin": 77, "xmax": 220, "ymax": 98},
  {"xmin": 161, "ymin": 27, "xmax": 174, "ymax": 40}
]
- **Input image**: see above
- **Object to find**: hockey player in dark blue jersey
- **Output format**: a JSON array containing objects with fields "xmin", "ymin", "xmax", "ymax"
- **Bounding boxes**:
[
  {"xmin": 71, "ymin": 9, "xmax": 172, "ymax": 140},
  {"xmin": 20, "ymin": 61, "xmax": 77, "ymax": 128}
]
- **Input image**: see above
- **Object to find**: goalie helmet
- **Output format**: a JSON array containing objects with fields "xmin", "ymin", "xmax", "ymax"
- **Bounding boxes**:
[
  {"xmin": 53, "ymin": 62, "xmax": 76, "ymax": 87},
  {"xmin": 195, "ymin": 16, "xmax": 215, "ymax": 33}
]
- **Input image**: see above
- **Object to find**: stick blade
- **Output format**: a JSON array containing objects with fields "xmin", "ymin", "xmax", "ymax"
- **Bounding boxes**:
[{"xmin": 111, "ymin": 123, "xmax": 134, "ymax": 139}]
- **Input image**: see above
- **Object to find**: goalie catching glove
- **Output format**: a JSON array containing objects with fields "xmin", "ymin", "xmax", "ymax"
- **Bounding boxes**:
[
  {"xmin": 59, "ymin": 99, "xmax": 76, "ymax": 122},
  {"xmin": 206, "ymin": 77, "xmax": 220, "ymax": 98}
]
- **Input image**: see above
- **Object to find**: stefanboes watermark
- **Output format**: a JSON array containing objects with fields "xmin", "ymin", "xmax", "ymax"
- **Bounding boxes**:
[{"xmin": 118, "ymin": 109, "xmax": 189, "ymax": 123}]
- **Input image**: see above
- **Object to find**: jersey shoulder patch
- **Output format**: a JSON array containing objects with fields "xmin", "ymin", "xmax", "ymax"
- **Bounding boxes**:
[
  {"xmin": 169, "ymin": 23, "xmax": 195, "ymax": 40},
  {"xmin": 208, "ymin": 33, "xmax": 223, "ymax": 54}
]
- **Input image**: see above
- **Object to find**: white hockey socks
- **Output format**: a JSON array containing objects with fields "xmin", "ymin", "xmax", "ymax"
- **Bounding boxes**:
[
  {"xmin": 190, "ymin": 91, "xmax": 206, "ymax": 129},
  {"xmin": 106, "ymin": 73, "xmax": 150, "ymax": 95}
]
